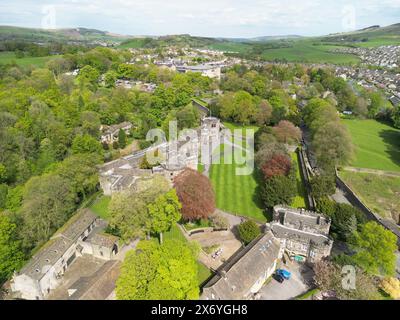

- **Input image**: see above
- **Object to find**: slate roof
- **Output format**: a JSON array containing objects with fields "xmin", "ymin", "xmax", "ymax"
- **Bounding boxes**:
[
  {"xmin": 19, "ymin": 209, "xmax": 97, "ymax": 281},
  {"xmin": 270, "ymin": 223, "xmax": 332, "ymax": 246},
  {"xmin": 201, "ymin": 231, "xmax": 281, "ymax": 300},
  {"xmin": 101, "ymin": 122, "xmax": 132, "ymax": 136}
]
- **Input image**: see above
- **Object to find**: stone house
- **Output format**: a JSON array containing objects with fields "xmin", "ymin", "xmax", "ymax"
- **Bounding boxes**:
[
  {"xmin": 201, "ymin": 231, "xmax": 282, "ymax": 300},
  {"xmin": 176, "ymin": 64, "xmax": 221, "ymax": 80},
  {"xmin": 100, "ymin": 121, "xmax": 133, "ymax": 144},
  {"xmin": 10, "ymin": 209, "xmax": 119, "ymax": 300},
  {"xmin": 269, "ymin": 205, "xmax": 333, "ymax": 263}
]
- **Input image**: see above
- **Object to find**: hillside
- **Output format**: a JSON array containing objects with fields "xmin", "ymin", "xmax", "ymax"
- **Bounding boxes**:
[
  {"xmin": 320, "ymin": 23, "xmax": 400, "ymax": 47},
  {"xmin": 0, "ymin": 26, "xmax": 132, "ymax": 44}
]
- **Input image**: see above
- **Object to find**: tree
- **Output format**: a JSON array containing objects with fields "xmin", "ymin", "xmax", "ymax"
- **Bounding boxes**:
[
  {"xmin": 104, "ymin": 70, "xmax": 117, "ymax": 88},
  {"xmin": 260, "ymin": 173, "xmax": 296, "ymax": 208},
  {"xmin": 77, "ymin": 65, "xmax": 100, "ymax": 87},
  {"xmin": 310, "ymin": 174, "xmax": 336, "ymax": 199},
  {"xmin": 0, "ymin": 164, "xmax": 6, "ymax": 183},
  {"xmin": 312, "ymin": 121, "xmax": 354, "ymax": 171},
  {"xmin": 237, "ymin": 220, "xmax": 261, "ymax": 245},
  {"xmin": 255, "ymin": 100, "xmax": 272, "ymax": 126},
  {"xmin": 329, "ymin": 204, "xmax": 358, "ymax": 241},
  {"xmin": 71, "ymin": 134, "xmax": 103, "ymax": 156},
  {"xmin": 380, "ymin": 277, "xmax": 400, "ymax": 299},
  {"xmin": 272, "ymin": 120, "xmax": 302, "ymax": 145},
  {"xmin": 146, "ymin": 189, "xmax": 182, "ymax": 242},
  {"xmin": 116, "ymin": 239, "xmax": 199, "ymax": 300},
  {"xmin": 20, "ymin": 173, "xmax": 76, "ymax": 248},
  {"xmin": 313, "ymin": 260, "xmax": 380, "ymax": 300},
  {"xmin": 260, "ymin": 154, "xmax": 292, "ymax": 180},
  {"xmin": 0, "ymin": 213, "xmax": 25, "ymax": 284},
  {"xmin": 118, "ymin": 129, "xmax": 127, "ymax": 149},
  {"xmin": 174, "ymin": 169, "xmax": 215, "ymax": 221},
  {"xmin": 109, "ymin": 175, "xmax": 170, "ymax": 241},
  {"xmin": 350, "ymin": 221, "xmax": 397, "ymax": 276}
]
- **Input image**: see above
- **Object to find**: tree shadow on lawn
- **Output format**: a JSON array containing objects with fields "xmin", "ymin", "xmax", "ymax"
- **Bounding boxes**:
[{"xmin": 379, "ymin": 129, "xmax": 400, "ymax": 168}]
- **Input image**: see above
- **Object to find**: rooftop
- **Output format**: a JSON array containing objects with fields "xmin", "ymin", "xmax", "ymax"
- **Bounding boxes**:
[{"xmin": 201, "ymin": 231, "xmax": 281, "ymax": 300}]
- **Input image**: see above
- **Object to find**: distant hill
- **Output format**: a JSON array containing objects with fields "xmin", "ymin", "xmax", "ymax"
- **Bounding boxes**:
[
  {"xmin": 0, "ymin": 26, "xmax": 132, "ymax": 44},
  {"xmin": 320, "ymin": 23, "xmax": 400, "ymax": 46}
]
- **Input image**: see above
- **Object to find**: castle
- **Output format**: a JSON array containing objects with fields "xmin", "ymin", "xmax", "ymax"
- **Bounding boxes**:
[{"xmin": 99, "ymin": 117, "xmax": 222, "ymax": 195}]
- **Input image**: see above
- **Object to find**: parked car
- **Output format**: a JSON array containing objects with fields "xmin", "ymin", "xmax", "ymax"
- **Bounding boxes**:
[
  {"xmin": 276, "ymin": 269, "xmax": 291, "ymax": 280},
  {"xmin": 273, "ymin": 274, "xmax": 285, "ymax": 283}
]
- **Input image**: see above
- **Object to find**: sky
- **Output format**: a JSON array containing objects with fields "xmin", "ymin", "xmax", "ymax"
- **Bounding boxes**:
[{"xmin": 0, "ymin": 0, "xmax": 399, "ymax": 38}]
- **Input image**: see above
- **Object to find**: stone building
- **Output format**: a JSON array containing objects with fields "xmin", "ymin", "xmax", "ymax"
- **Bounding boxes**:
[
  {"xmin": 201, "ymin": 231, "xmax": 282, "ymax": 300},
  {"xmin": 10, "ymin": 209, "xmax": 119, "ymax": 300},
  {"xmin": 100, "ymin": 121, "xmax": 133, "ymax": 144},
  {"xmin": 269, "ymin": 205, "xmax": 333, "ymax": 263},
  {"xmin": 176, "ymin": 64, "xmax": 221, "ymax": 80},
  {"xmin": 99, "ymin": 117, "xmax": 222, "ymax": 195}
]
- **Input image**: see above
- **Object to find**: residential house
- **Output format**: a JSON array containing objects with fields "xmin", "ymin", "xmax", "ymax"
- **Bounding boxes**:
[
  {"xmin": 269, "ymin": 205, "xmax": 333, "ymax": 263},
  {"xmin": 100, "ymin": 121, "xmax": 133, "ymax": 144}
]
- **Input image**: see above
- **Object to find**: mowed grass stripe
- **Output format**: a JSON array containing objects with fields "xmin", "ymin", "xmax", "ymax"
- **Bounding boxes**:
[{"xmin": 209, "ymin": 144, "xmax": 266, "ymax": 221}]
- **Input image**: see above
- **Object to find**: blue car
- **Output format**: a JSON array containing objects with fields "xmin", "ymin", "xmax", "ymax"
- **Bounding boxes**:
[{"xmin": 276, "ymin": 269, "xmax": 291, "ymax": 280}]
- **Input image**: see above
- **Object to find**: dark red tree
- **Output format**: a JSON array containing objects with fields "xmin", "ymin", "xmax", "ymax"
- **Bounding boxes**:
[
  {"xmin": 261, "ymin": 154, "xmax": 292, "ymax": 180},
  {"xmin": 173, "ymin": 168, "xmax": 216, "ymax": 221}
]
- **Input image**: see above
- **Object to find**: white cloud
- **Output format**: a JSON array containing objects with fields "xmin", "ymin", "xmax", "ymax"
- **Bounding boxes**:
[{"xmin": 0, "ymin": 0, "xmax": 399, "ymax": 37}]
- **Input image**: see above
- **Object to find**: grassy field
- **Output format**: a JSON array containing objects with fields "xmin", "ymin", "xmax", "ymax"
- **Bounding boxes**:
[
  {"xmin": 291, "ymin": 152, "xmax": 307, "ymax": 209},
  {"xmin": 0, "ymin": 51, "xmax": 56, "ymax": 67},
  {"xmin": 208, "ymin": 42, "xmax": 251, "ymax": 53},
  {"xmin": 89, "ymin": 195, "xmax": 111, "ymax": 220},
  {"xmin": 339, "ymin": 170, "xmax": 400, "ymax": 221},
  {"xmin": 209, "ymin": 144, "xmax": 266, "ymax": 222},
  {"xmin": 260, "ymin": 41, "xmax": 360, "ymax": 64},
  {"xmin": 342, "ymin": 119, "xmax": 400, "ymax": 172}
]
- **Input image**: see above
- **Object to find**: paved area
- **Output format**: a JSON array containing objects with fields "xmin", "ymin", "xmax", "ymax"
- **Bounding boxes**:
[
  {"xmin": 331, "ymin": 188, "xmax": 352, "ymax": 205},
  {"xmin": 257, "ymin": 261, "xmax": 314, "ymax": 300},
  {"xmin": 190, "ymin": 230, "xmax": 242, "ymax": 270},
  {"xmin": 342, "ymin": 166, "xmax": 400, "ymax": 177}
]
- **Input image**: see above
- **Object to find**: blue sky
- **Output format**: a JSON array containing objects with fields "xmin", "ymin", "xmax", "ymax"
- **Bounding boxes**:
[{"xmin": 0, "ymin": 0, "xmax": 399, "ymax": 38}]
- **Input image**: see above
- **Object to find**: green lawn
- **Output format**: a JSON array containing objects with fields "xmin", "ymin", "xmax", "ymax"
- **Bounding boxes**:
[
  {"xmin": 342, "ymin": 119, "xmax": 400, "ymax": 172},
  {"xmin": 0, "ymin": 52, "xmax": 56, "ymax": 67},
  {"xmin": 339, "ymin": 170, "xmax": 400, "ymax": 221},
  {"xmin": 209, "ymin": 144, "xmax": 266, "ymax": 222},
  {"xmin": 291, "ymin": 152, "xmax": 307, "ymax": 209},
  {"xmin": 89, "ymin": 195, "xmax": 111, "ymax": 220}
]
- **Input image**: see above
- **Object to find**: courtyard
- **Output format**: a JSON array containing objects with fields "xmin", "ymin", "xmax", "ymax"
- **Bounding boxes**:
[{"xmin": 257, "ymin": 261, "xmax": 314, "ymax": 300}]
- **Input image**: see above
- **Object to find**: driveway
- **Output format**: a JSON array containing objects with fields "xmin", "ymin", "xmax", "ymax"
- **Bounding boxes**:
[{"xmin": 257, "ymin": 261, "xmax": 314, "ymax": 300}]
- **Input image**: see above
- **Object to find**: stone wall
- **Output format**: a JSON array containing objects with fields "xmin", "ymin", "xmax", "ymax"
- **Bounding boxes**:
[{"xmin": 335, "ymin": 170, "xmax": 400, "ymax": 246}]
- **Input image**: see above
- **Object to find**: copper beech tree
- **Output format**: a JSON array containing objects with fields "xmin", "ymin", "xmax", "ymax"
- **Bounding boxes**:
[{"xmin": 173, "ymin": 169, "xmax": 215, "ymax": 221}]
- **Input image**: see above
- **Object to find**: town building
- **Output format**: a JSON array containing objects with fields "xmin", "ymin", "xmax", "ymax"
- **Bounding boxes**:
[
  {"xmin": 176, "ymin": 64, "xmax": 221, "ymax": 80},
  {"xmin": 201, "ymin": 231, "xmax": 282, "ymax": 300},
  {"xmin": 10, "ymin": 209, "xmax": 119, "ymax": 300},
  {"xmin": 100, "ymin": 121, "xmax": 133, "ymax": 144},
  {"xmin": 269, "ymin": 205, "xmax": 333, "ymax": 263}
]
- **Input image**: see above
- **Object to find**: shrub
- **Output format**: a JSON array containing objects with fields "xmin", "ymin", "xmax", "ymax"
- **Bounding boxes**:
[{"xmin": 237, "ymin": 220, "xmax": 261, "ymax": 245}]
